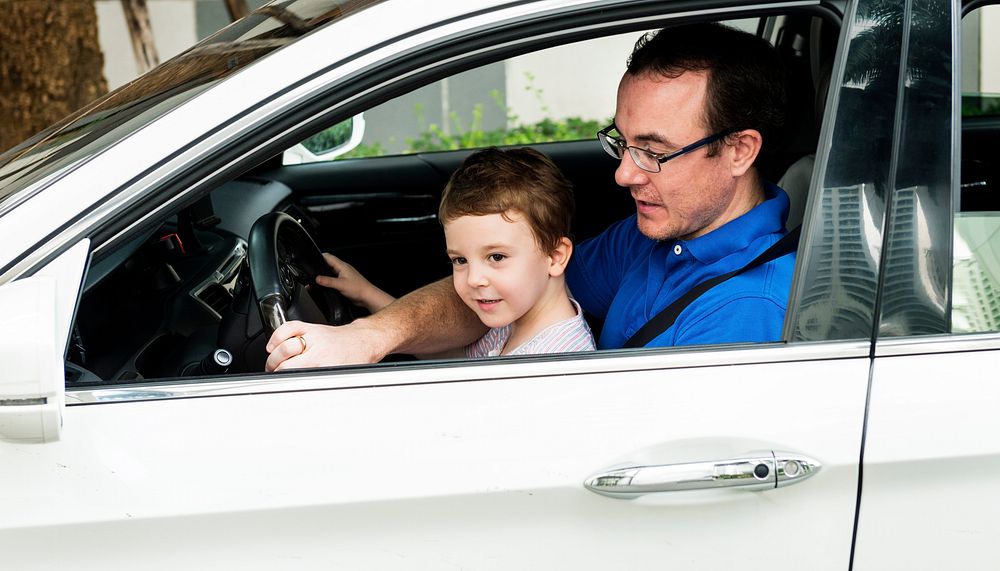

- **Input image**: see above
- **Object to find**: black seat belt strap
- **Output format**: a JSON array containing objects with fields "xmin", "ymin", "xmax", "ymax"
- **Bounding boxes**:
[{"xmin": 622, "ymin": 226, "xmax": 801, "ymax": 349}]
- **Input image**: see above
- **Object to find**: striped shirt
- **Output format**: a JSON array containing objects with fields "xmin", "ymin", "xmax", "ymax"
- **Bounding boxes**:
[{"xmin": 465, "ymin": 299, "xmax": 596, "ymax": 357}]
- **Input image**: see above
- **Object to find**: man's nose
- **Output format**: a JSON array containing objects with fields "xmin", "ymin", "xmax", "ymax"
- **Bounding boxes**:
[{"xmin": 614, "ymin": 153, "xmax": 650, "ymax": 188}]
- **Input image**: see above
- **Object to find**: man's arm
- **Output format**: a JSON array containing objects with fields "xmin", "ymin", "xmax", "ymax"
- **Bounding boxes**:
[{"xmin": 265, "ymin": 277, "xmax": 486, "ymax": 371}]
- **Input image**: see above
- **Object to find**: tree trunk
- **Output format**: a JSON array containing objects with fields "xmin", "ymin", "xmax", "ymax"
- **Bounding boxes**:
[
  {"xmin": 224, "ymin": 0, "xmax": 250, "ymax": 22},
  {"xmin": 0, "ymin": 0, "xmax": 107, "ymax": 152},
  {"xmin": 120, "ymin": 0, "xmax": 159, "ymax": 74}
]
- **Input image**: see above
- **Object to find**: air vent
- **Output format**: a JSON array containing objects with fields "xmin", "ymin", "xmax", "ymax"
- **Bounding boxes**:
[{"xmin": 197, "ymin": 283, "xmax": 232, "ymax": 315}]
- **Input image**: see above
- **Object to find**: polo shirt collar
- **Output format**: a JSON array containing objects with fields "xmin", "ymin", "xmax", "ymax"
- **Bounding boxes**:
[{"xmin": 676, "ymin": 182, "xmax": 790, "ymax": 264}]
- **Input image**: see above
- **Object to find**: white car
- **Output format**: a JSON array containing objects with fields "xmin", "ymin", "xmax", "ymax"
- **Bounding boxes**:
[{"xmin": 0, "ymin": 0, "xmax": 996, "ymax": 568}]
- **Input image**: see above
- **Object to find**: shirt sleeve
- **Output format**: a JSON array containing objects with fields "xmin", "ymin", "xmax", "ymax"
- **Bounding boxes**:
[{"xmin": 567, "ymin": 216, "xmax": 642, "ymax": 319}]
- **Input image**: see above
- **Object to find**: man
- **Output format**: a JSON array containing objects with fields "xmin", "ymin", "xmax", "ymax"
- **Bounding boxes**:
[{"xmin": 265, "ymin": 22, "xmax": 794, "ymax": 371}]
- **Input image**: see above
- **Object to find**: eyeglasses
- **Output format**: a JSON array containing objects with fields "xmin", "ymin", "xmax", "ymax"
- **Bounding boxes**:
[{"xmin": 597, "ymin": 124, "xmax": 734, "ymax": 173}]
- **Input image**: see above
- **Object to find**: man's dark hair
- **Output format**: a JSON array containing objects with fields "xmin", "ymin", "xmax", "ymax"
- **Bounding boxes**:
[{"xmin": 627, "ymin": 22, "xmax": 787, "ymax": 155}]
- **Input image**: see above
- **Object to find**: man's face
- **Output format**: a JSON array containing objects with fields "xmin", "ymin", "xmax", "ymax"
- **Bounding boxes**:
[{"xmin": 613, "ymin": 70, "xmax": 740, "ymax": 241}]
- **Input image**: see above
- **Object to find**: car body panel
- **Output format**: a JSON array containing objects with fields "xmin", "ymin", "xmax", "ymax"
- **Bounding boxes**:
[
  {"xmin": 1, "ymin": 347, "xmax": 868, "ymax": 568},
  {"xmin": 0, "ymin": 0, "xmax": 870, "ymax": 565},
  {"xmin": 856, "ymin": 344, "xmax": 1000, "ymax": 569},
  {"xmin": 852, "ymin": 1, "xmax": 1000, "ymax": 566}
]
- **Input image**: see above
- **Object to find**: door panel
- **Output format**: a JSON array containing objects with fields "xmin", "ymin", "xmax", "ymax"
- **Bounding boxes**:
[
  {"xmin": 855, "ymin": 347, "xmax": 1000, "ymax": 569},
  {"xmin": 0, "ymin": 351, "xmax": 868, "ymax": 568},
  {"xmin": 854, "ymin": 0, "xmax": 992, "ymax": 566}
]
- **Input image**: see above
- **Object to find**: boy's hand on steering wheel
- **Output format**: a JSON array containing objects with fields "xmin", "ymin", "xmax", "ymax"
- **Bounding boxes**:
[{"xmin": 315, "ymin": 253, "xmax": 396, "ymax": 314}]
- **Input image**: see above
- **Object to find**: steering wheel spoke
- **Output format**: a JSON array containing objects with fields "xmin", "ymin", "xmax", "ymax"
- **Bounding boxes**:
[{"xmin": 248, "ymin": 212, "xmax": 356, "ymax": 333}]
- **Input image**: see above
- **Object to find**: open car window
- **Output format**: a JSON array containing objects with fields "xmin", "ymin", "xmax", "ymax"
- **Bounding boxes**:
[
  {"xmin": 284, "ymin": 20, "xmax": 765, "ymax": 164},
  {"xmin": 65, "ymin": 10, "xmax": 840, "ymax": 386}
]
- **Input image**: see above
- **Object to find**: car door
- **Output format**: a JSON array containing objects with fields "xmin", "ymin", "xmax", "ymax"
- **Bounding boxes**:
[
  {"xmin": 0, "ymin": 0, "xmax": 892, "ymax": 567},
  {"xmin": 853, "ymin": 1, "xmax": 1000, "ymax": 568}
]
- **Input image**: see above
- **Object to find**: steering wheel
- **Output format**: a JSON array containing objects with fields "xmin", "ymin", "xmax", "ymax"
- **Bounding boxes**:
[{"xmin": 247, "ymin": 212, "xmax": 355, "ymax": 333}]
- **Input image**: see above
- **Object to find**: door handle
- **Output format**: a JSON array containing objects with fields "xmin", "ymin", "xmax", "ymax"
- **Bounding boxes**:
[{"xmin": 584, "ymin": 451, "xmax": 820, "ymax": 499}]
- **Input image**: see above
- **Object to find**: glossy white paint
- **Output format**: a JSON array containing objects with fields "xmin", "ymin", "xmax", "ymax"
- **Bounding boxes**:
[
  {"xmin": 0, "ymin": 240, "xmax": 89, "ymax": 443},
  {"xmin": 855, "ymin": 347, "xmax": 1000, "ymax": 570},
  {"xmin": 0, "ymin": 278, "xmax": 61, "ymax": 442},
  {"xmin": 1, "ymin": 352, "xmax": 868, "ymax": 568}
]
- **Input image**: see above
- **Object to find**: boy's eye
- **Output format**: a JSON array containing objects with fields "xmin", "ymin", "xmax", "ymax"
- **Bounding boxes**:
[
  {"xmin": 488, "ymin": 253, "xmax": 506, "ymax": 263},
  {"xmin": 450, "ymin": 257, "xmax": 467, "ymax": 266}
]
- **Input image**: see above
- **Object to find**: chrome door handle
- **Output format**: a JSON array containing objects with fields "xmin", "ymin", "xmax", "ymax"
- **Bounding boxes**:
[{"xmin": 584, "ymin": 451, "xmax": 820, "ymax": 499}]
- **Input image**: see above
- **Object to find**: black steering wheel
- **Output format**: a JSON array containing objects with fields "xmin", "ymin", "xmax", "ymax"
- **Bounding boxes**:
[{"xmin": 247, "ymin": 212, "xmax": 355, "ymax": 333}]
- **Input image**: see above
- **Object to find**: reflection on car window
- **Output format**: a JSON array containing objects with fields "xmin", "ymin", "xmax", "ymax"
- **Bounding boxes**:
[{"xmin": 954, "ymin": 5, "xmax": 1000, "ymax": 333}]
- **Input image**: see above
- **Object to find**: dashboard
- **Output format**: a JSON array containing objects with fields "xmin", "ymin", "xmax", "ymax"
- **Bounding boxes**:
[{"xmin": 66, "ymin": 178, "xmax": 293, "ymax": 384}]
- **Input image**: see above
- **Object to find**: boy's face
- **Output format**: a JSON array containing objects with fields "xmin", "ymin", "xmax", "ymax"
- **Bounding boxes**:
[{"xmin": 444, "ymin": 211, "xmax": 560, "ymax": 330}]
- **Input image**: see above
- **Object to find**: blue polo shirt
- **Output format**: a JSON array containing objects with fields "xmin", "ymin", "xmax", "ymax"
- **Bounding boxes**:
[{"xmin": 567, "ymin": 183, "xmax": 794, "ymax": 349}]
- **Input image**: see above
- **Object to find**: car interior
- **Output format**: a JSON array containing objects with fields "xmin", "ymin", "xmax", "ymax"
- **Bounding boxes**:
[{"xmin": 64, "ymin": 10, "xmax": 845, "ymax": 386}]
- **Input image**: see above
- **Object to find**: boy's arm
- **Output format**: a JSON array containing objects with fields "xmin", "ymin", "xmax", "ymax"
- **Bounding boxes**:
[
  {"xmin": 315, "ymin": 253, "xmax": 395, "ymax": 313},
  {"xmin": 265, "ymin": 277, "xmax": 486, "ymax": 371}
]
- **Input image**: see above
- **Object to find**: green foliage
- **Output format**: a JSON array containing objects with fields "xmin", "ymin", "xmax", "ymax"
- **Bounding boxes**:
[
  {"xmin": 341, "ymin": 142, "xmax": 387, "ymax": 158},
  {"xmin": 406, "ymin": 105, "xmax": 603, "ymax": 153},
  {"xmin": 338, "ymin": 82, "xmax": 607, "ymax": 159},
  {"xmin": 962, "ymin": 94, "xmax": 1000, "ymax": 117},
  {"xmin": 301, "ymin": 118, "xmax": 354, "ymax": 154}
]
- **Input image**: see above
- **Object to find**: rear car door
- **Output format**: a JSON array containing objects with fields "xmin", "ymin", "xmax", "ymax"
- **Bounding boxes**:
[{"xmin": 854, "ymin": 1, "xmax": 1000, "ymax": 567}]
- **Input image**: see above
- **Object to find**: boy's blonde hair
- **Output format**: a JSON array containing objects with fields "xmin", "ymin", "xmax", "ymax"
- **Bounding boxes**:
[{"xmin": 438, "ymin": 147, "xmax": 575, "ymax": 252}]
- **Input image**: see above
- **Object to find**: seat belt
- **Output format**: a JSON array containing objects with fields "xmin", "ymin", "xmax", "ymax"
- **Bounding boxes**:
[{"xmin": 622, "ymin": 226, "xmax": 801, "ymax": 349}]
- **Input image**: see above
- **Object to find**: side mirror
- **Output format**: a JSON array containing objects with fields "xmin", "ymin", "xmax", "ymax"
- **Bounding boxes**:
[
  {"xmin": 282, "ymin": 113, "xmax": 367, "ymax": 165},
  {"xmin": 0, "ymin": 240, "xmax": 89, "ymax": 444},
  {"xmin": 0, "ymin": 277, "xmax": 63, "ymax": 443}
]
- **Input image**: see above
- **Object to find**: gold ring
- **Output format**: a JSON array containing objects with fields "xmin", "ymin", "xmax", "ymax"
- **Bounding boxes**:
[{"xmin": 296, "ymin": 335, "xmax": 307, "ymax": 354}]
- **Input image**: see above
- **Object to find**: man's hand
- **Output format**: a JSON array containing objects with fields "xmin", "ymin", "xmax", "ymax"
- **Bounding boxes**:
[
  {"xmin": 265, "ymin": 277, "xmax": 486, "ymax": 372},
  {"xmin": 265, "ymin": 319, "xmax": 387, "ymax": 372},
  {"xmin": 315, "ymin": 253, "xmax": 395, "ymax": 313}
]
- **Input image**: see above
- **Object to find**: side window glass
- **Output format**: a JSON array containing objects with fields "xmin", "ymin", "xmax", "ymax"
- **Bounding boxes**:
[
  {"xmin": 788, "ymin": 1, "xmax": 909, "ymax": 342},
  {"xmin": 316, "ymin": 34, "xmax": 634, "ymax": 160},
  {"xmin": 955, "ymin": 5, "xmax": 1000, "ymax": 334}
]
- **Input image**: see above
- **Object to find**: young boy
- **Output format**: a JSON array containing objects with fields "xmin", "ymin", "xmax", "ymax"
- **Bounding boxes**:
[{"xmin": 317, "ymin": 146, "xmax": 594, "ymax": 356}]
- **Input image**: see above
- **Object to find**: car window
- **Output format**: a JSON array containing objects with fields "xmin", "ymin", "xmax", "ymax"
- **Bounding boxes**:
[
  {"xmin": 63, "ymin": 10, "xmax": 839, "ymax": 387},
  {"xmin": 283, "ymin": 19, "xmax": 762, "ymax": 164},
  {"xmin": 954, "ymin": 4, "xmax": 1000, "ymax": 334}
]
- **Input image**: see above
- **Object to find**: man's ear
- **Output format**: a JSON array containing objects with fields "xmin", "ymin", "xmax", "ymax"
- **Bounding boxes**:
[
  {"xmin": 728, "ymin": 129, "xmax": 763, "ymax": 177},
  {"xmin": 548, "ymin": 237, "xmax": 573, "ymax": 277}
]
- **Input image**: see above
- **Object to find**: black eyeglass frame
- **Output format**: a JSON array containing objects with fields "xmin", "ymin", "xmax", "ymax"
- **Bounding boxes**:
[{"xmin": 597, "ymin": 124, "xmax": 736, "ymax": 173}]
